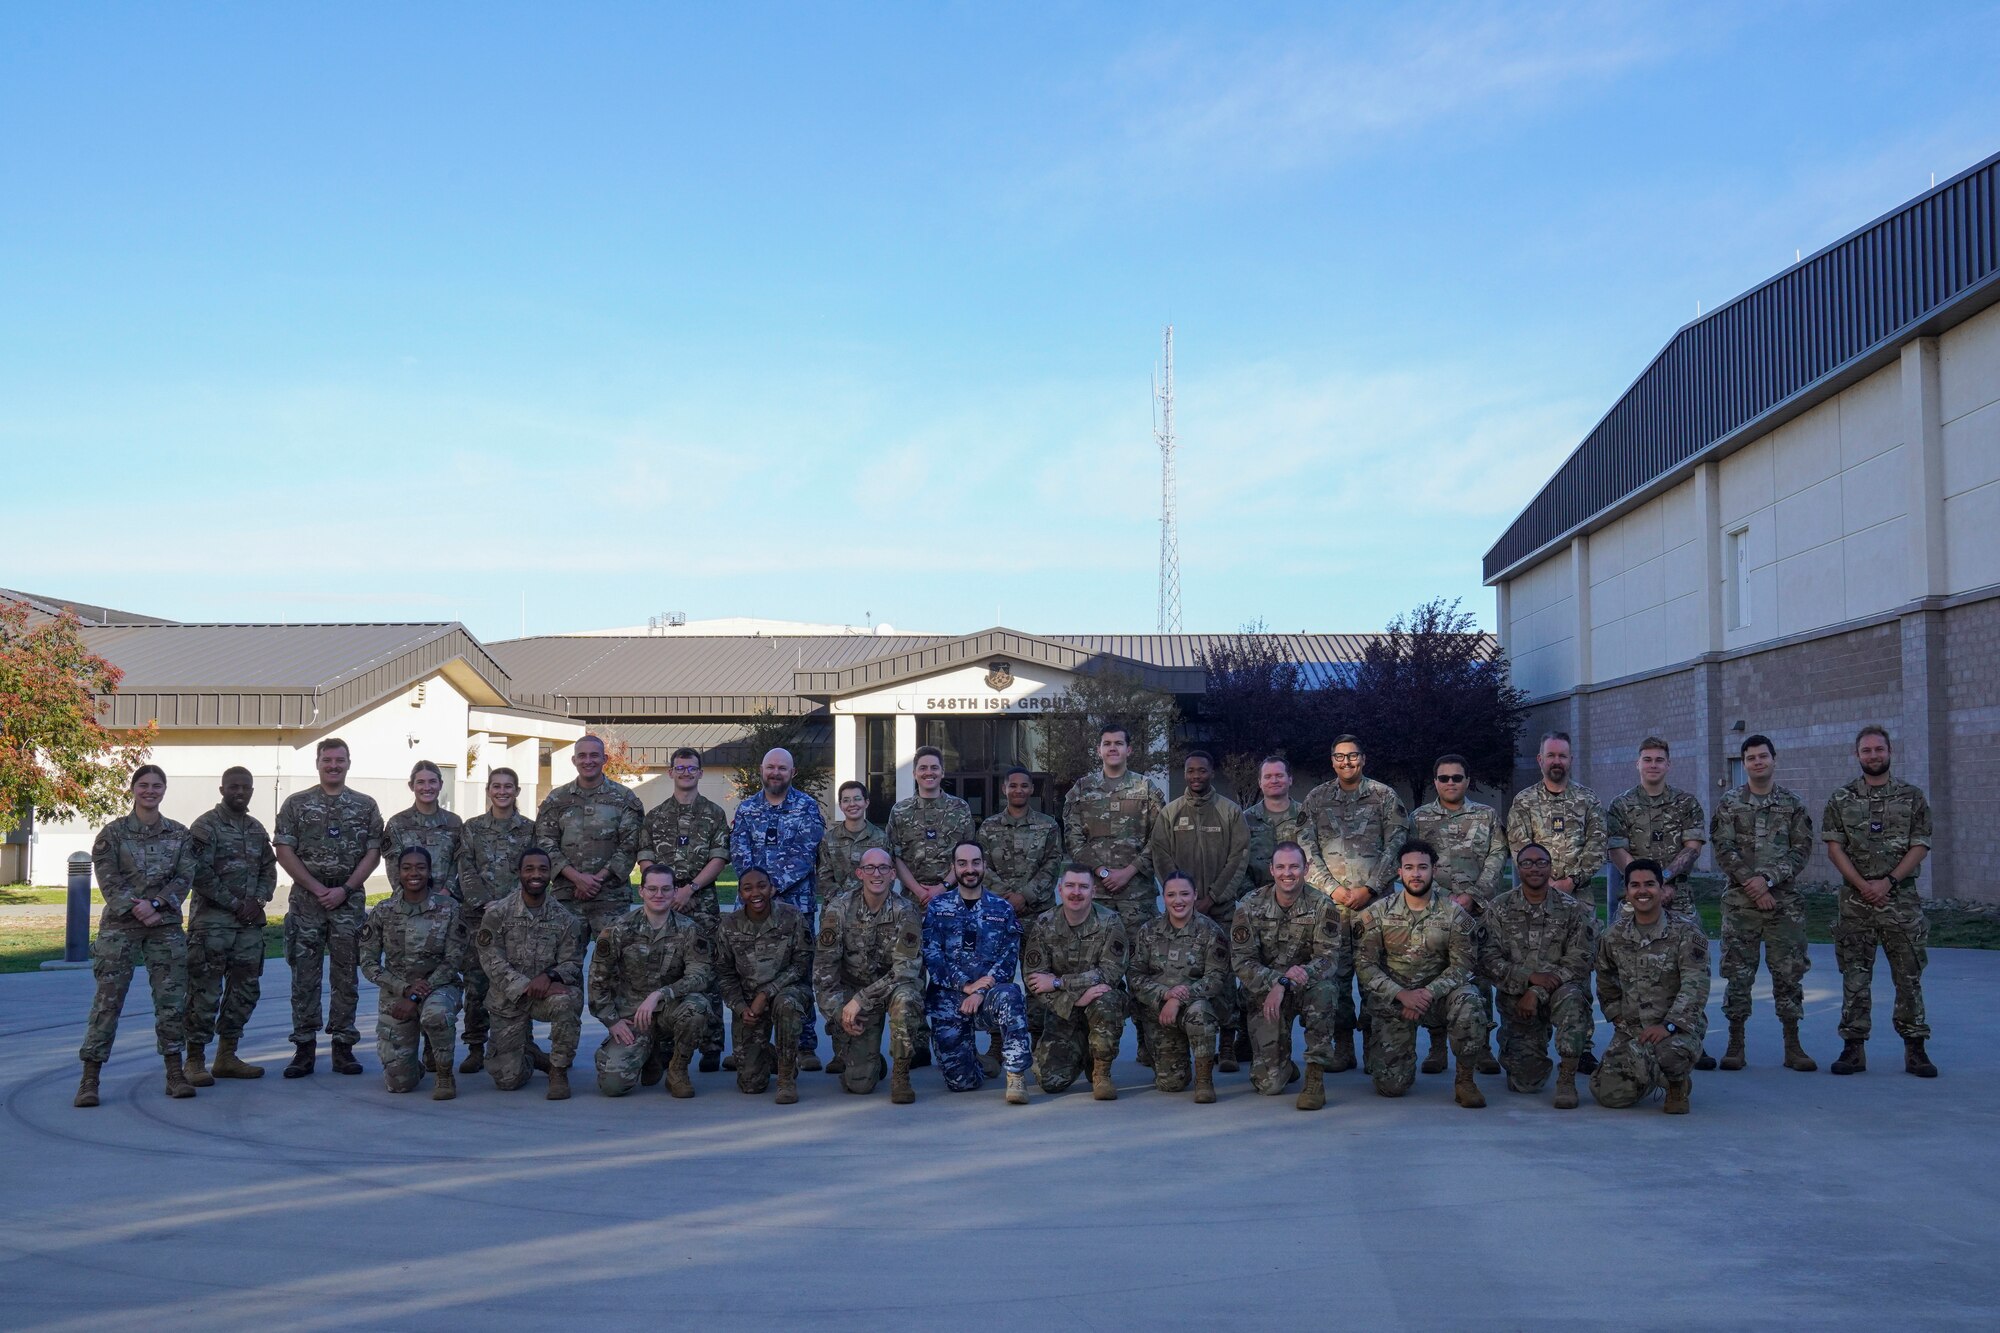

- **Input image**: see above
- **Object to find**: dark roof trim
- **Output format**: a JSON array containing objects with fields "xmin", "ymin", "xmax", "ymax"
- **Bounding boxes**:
[
  {"xmin": 1484, "ymin": 151, "xmax": 2000, "ymax": 584},
  {"xmin": 791, "ymin": 627, "xmax": 1206, "ymax": 697}
]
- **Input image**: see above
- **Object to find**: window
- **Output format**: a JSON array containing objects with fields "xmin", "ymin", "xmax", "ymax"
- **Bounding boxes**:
[{"xmin": 1725, "ymin": 526, "xmax": 1752, "ymax": 629}]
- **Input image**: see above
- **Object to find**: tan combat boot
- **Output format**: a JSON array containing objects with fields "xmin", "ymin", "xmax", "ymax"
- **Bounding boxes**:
[
  {"xmin": 1663, "ymin": 1076, "xmax": 1691, "ymax": 1114},
  {"xmin": 774, "ymin": 1047, "xmax": 799, "ymax": 1104},
  {"xmin": 1090, "ymin": 1056, "xmax": 1117, "ymax": 1101},
  {"xmin": 1782, "ymin": 1021, "xmax": 1817, "ymax": 1072},
  {"xmin": 1453, "ymin": 1063, "xmax": 1485, "ymax": 1109},
  {"xmin": 184, "ymin": 1044, "xmax": 215, "ymax": 1087},
  {"xmin": 1552, "ymin": 1056, "xmax": 1580, "ymax": 1109},
  {"xmin": 1326, "ymin": 1030, "xmax": 1357, "ymax": 1073},
  {"xmin": 74, "ymin": 1061, "xmax": 101, "ymax": 1108},
  {"xmin": 1004, "ymin": 1071, "xmax": 1029, "ymax": 1104},
  {"xmin": 212, "ymin": 1036, "xmax": 265, "ymax": 1079},
  {"xmin": 1421, "ymin": 1038, "xmax": 1449, "ymax": 1076},
  {"xmin": 432, "ymin": 1052, "xmax": 457, "ymax": 1101},
  {"xmin": 1295, "ymin": 1061, "xmax": 1326, "ymax": 1111},
  {"xmin": 1192, "ymin": 1054, "xmax": 1216, "ymax": 1104},
  {"xmin": 545, "ymin": 1066, "xmax": 571, "ymax": 1100},
  {"xmin": 1477, "ymin": 1044, "xmax": 1502, "ymax": 1076},
  {"xmin": 458, "ymin": 1043, "xmax": 485, "ymax": 1074},
  {"xmin": 890, "ymin": 1055, "xmax": 915, "ymax": 1104},
  {"xmin": 163, "ymin": 1053, "xmax": 197, "ymax": 1099},
  {"xmin": 1719, "ymin": 1020, "xmax": 1747, "ymax": 1070},
  {"xmin": 664, "ymin": 1041, "xmax": 696, "ymax": 1098}
]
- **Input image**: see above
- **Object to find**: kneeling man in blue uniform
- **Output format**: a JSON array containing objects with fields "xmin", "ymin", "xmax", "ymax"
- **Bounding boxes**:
[{"xmin": 922, "ymin": 840, "xmax": 1032, "ymax": 1103}]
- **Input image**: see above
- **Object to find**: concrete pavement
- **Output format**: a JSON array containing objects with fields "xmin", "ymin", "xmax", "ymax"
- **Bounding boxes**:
[{"xmin": 2, "ymin": 943, "xmax": 1996, "ymax": 1330}]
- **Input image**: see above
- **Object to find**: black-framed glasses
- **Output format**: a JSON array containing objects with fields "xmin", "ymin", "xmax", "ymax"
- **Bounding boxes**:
[
  {"xmin": 1516, "ymin": 856, "xmax": 1552, "ymax": 867},
  {"xmin": 670, "ymin": 765, "xmax": 701, "ymax": 775}
]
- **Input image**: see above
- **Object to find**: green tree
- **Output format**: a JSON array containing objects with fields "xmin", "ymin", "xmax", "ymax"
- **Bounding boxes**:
[
  {"xmin": 1041, "ymin": 669, "xmax": 1181, "ymax": 789},
  {"xmin": 1345, "ymin": 598, "xmax": 1526, "ymax": 802},
  {"xmin": 1194, "ymin": 623, "xmax": 1337, "ymax": 801},
  {"xmin": 728, "ymin": 707, "xmax": 832, "ymax": 802},
  {"xmin": 0, "ymin": 599, "xmax": 155, "ymax": 833}
]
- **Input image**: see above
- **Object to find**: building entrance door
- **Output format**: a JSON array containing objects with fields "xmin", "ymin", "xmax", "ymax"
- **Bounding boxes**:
[{"xmin": 921, "ymin": 715, "xmax": 1052, "ymax": 820}]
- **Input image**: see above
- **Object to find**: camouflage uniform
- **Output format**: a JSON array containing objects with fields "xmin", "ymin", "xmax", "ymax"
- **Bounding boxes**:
[
  {"xmin": 1023, "ymin": 904, "xmax": 1130, "ymax": 1093},
  {"xmin": 534, "ymin": 776, "xmax": 644, "ymax": 941},
  {"xmin": 714, "ymin": 903, "xmax": 814, "ymax": 1093},
  {"xmin": 1356, "ymin": 892, "xmax": 1486, "ymax": 1096},
  {"xmin": 359, "ymin": 893, "xmax": 467, "ymax": 1091},
  {"xmin": 979, "ymin": 808, "xmax": 1063, "ymax": 920},
  {"xmin": 1129, "ymin": 913, "xmax": 1231, "ymax": 1090},
  {"xmin": 1607, "ymin": 784, "xmax": 1707, "ymax": 921},
  {"xmin": 80, "ymin": 814, "xmax": 196, "ymax": 1063},
  {"xmin": 588, "ymin": 908, "xmax": 714, "ymax": 1097},
  {"xmin": 888, "ymin": 792, "xmax": 976, "ymax": 891},
  {"xmin": 1242, "ymin": 798, "xmax": 1306, "ymax": 895},
  {"xmin": 1229, "ymin": 885, "xmax": 1346, "ymax": 1094},
  {"xmin": 1823, "ymin": 777, "xmax": 1934, "ymax": 1042},
  {"xmin": 1710, "ymin": 784, "xmax": 1813, "ymax": 1025},
  {"xmin": 1149, "ymin": 787, "xmax": 1250, "ymax": 1034},
  {"xmin": 476, "ymin": 889, "xmax": 586, "ymax": 1090},
  {"xmin": 454, "ymin": 810, "xmax": 538, "ymax": 1055},
  {"xmin": 274, "ymin": 786, "xmax": 384, "ymax": 1046},
  {"xmin": 1063, "ymin": 769, "xmax": 1164, "ymax": 930},
  {"xmin": 379, "ymin": 805, "xmax": 464, "ymax": 902},
  {"xmin": 643, "ymin": 791, "xmax": 734, "ymax": 1056},
  {"xmin": 1505, "ymin": 783, "xmax": 1608, "ymax": 922},
  {"xmin": 817, "ymin": 818, "xmax": 891, "ymax": 906},
  {"xmin": 923, "ymin": 891, "xmax": 1032, "ymax": 1090},
  {"xmin": 1297, "ymin": 777, "xmax": 1408, "ymax": 1040},
  {"xmin": 183, "ymin": 803, "xmax": 277, "ymax": 1048},
  {"xmin": 814, "ymin": 889, "xmax": 924, "ymax": 1094},
  {"xmin": 1592, "ymin": 913, "xmax": 1711, "ymax": 1107},
  {"xmin": 1478, "ymin": 888, "xmax": 1595, "ymax": 1091},
  {"xmin": 730, "ymin": 786, "xmax": 827, "ymax": 1053},
  {"xmin": 1412, "ymin": 798, "xmax": 1509, "ymax": 1037}
]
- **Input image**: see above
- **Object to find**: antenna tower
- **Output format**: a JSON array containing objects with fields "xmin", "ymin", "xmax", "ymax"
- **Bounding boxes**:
[{"xmin": 1154, "ymin": 324, "xmax": 1183, "ymax": 633}]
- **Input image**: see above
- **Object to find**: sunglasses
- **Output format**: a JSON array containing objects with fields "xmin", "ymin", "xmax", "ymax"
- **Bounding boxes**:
[{"xmin": 1436, "ymin": 774, "xmax": 1468, "ymax": 783}]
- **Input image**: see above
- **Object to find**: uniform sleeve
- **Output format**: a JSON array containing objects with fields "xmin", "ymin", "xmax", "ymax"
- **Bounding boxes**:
[
  {"xmin": 762, "ymin": 915, "xmax": 809, "ymax": 996},
  {"xmin": 1476, "ymin": 817, "xmax": 1507, "ymax": 900},
  {"xmin": 478, "ymin": 915, "xmax": 529, "ymax": 1006},
  {"xmin": 1908, "ymin": 787, "xmax": 1934, "ymax": 850},
  {"xmin": 1023, "ymin": 917, "xmax": 1072, "ymax": 1019},
  {"xmin": 1554, "ymin": 904, "xmax": 1593, "ymax": 991},
  {"xmin": 1369, "ymin": 791, "xmax": 1411, "ymax": 894},
  {"xmin": 1128, "ymin": 785, "xmax": 1161, "ymax": 882},
  {"xmin": 921, "ymin": 904, "xmax": 953, "ymax": 990},
  {"xmin": 1504, "ymin": 797, "xmax": 1531, "ymax": 857},
  {"xmin": 273, "ymin": 795, "xmax": 301, "ymax": 849},
  {"xmin": 669, "ymin": 931, "xmax": 714, "ymax": 1004},
  {"xmin": 812, "ymin": 907, "xmax": 849, "ymax": 1017},
  {"xmin": 255, "ymin": 825, "xmax": 278, "ymax": 903},
  {"xmin": 1306, "ymin": 902, "xmax": 1351, "ymax": 986},
  {"xmin": 186, "ymin": 820, "xmax": 236, "ymax": 911},
  {"xmin": 1061, "ymin": 788, "xmax": 1086, "ymax": 861},
  {"xmin": 1593, "ymin": 934, "xmax": 1626, "ymax": 1027},
  {"xmin": 427, "ymin": 908, "xmax": 465, "ymax": 991},
  {"xmin": 1298, "ymin": 796, "xmax": 1334, "ymax": 894},
  {"xmin": 612, "ymin": 793, "xmax": 643, "ymax": 883},
  {"xmin": 587, "ymin": 929, "xmax": 621, "ymax": 1027},
  {"xmin": 640, "ymin": 807, "xmax": 667, "ymax": 866},
  {"xmin": 1214, "ymin": 806, "xmax": 1250, "ymax": 909},
  {"xmin": 1144, "ymin": 809, "xmax": 1176, "ymax": 892},
  {"xmin": 949, "ymin": 803, "xmax": 976, "ymax": 855},
  {"xmin": 704, "ymin": 809, "xmax": 732, "ymax": 863},
  {"xmin": 991, "ymin": 907, "xmax": 1021, "ymax": 985},
  {"xmin": 1023, "ymin": 823, "xmax": 1062, "ymax": 917},
  {"xmin": 553, "ymin": 912, "xmax": 585, "ymax": 987},
  {"xmin": 1573, "ymin": 798, "xmax": 1607, "ymax": 889},
  {"xmin": 1473, "ymin": 916, "xmax": 1521, "ymax": 992},
  {"xmin": 715, "ymin": 926, "xmax": 750, "ymax": 1009},
  {"xmin": 728, "ymin": 806, "xmax": 753, "ymax": 871},
  {"xmin": 1678, "ymin": 794, "xmax": 1708, "ymax": 847},
  {"xmin": 376, "ymin": 815, "xmax": 401, "ymax": 866},
  {"xmin": 1604, "ymin": 797, "xmax": 1630, "ymax": 852},
  {"xmin": 1126, "ymin": 929, "xmax": 1164, "ymax": 1007},
  {"xmin": 1776, "ymin": 798, "xmax": 1814, "ymax": 886},
  {"xmin": 814, "ymin": 835, "xmax": 844, "ymax": 894},
  {"xmin": 359, "ymin": 908, "xmax": 389, "ymax": 988},
  {"xmin": 92, "ymin": 825, "xmax": 141, "ymax": 918},
  {"xmin": 1710, "ymin": 799, "xmax": 1753, "ymax": 885},
  {"xmin": 1355, "ymin": 913, "xmax": 1399, "ymax": 1004},
  {"xmin": 535, "ymin": 794, "xmax": 572, "ymax": 878},
  {"xmin": 1666, "ymin": 926, "xmax": 1711, "ymax": 1034},
  {"xmin": 454, "ymin": 832, "xmax": 484, "ymax": 905},
  {"xmin": 1425, "ymin": 913, "xmax": 1475, "ymax": 1004},
  {"xmin": 1231, "ymin": 913, "xmax": 1276, "ymax": 994},
  {"xmin": 1081, "ymin": 918, "xmax": 1127, "ymax": 991},
  {"xmin": 1199, "ymin": 926, "xmax": 1234, "ymax": 1006}
]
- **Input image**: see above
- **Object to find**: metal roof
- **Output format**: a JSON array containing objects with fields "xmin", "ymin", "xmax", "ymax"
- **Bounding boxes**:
[
  {"xmin": 490, "ymin": 629, "xmax": 1387, "ymax": 716},
  {"xmin": 2, "ymin": 588, "xmax": 175, "ymax": 627},
  {"xmin": 83, "ymin": 622, "xmax": 514, "ymax": 729},
  {"xmin": 1483, "ymin": 150, "xmax": 2000, "ymax": 584},
  {"xmin": 600, "ymin": 721, "xmax": 833, "ymax": 768}
]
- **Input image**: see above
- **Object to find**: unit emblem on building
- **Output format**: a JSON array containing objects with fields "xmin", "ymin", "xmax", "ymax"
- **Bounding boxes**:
[{"xmin": 985, "ymin": 660, "xmax": 1014, "ymax": 692}]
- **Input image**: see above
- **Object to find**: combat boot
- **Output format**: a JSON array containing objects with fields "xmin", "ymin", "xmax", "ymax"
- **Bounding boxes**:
[
  {"xmin": 699, "ymin": 1050, "xmax": 722, "ymax": 1073},
  {"xmin": 431, "ymin": 1054, "xmax": 456, "ymax": 1102},
  {"xmin": 1004, "ymin": 1071, "xmax": 1029, "ymax": 1104},
  {"xmin": 825, "ymin": 1053, "xmax": 846, "ymax": 1075},
  {"xmin": 1294, "ymin": 1061, "xmax": 1326, "ymax": 1111},
  {"xmin": 721, "ymin": 1051, "xmax": 739, "ymax": 1072},
  {"xmin": 1477, "ymin": 1044, "xmax": 1502, "ymax": 1076},
  {"xmin": 74, "ymin": 1061, "xmax": 101, "ymax": 1108},
  {"xmin": 664, "ymin": 1042, "xmax": 696, "ymax": 1098},
  {"xmin": 1552, "ymin": 1056, "xmax": 1580, "ymax": 1110},
  {"xmin": 213, "ymin": 1037, "xmax": 264, "ymax": 1079},
  {"xmin": 1904, "ymin": 1039, "xmax": 1938, "ymax": 1078},
  {"xmin": 458, "ymin": 1043, "xmax": 485, "ymax": 1075},
  {"xmin": 545, "ymin": 1066, "xmax": 571, "ymax": 1100},
  {"xmin": 1192, "ymin": 1054, "xmax": 1216, "ymax": 1104},
  {"xmin": 1326, "ymin": 1030, "xmax": 1357, "ymax": 1073},
  {"xmin": 1576, "ymin": 1047, "xmax": 1598, "ymax": 1075},
  {"xmin": 798, "ymin": 1048, "xmax": 822, "ymax": 1073},
  {"xmin": 641, "ymin": 1048, "xmax": 664, "ymax": 1087},
  {"xmin": 912, "ymin": 1046, "xmax": 932, "ymax": 1069},
  {"xmin": 1453, "ymin": 1063, "xmax": 1485, "ymax": 1109},
  {"xmin": 1216, "ymin": 1031, "xmax": 1239, "ymax": 1074},
  {"xmin": 1663, "ymin": 1077, "xmax": 1691, "ymax": 1114},
  {"xmin": 890, "ymin": 1055, "xmax": 915, "ymax": 1104},
  {"xmin": 1090, "ymin": 1056, "xmax": 1117, "ymax": 1101},
  {"xmin": 1782, "ymin": 1022, "xmax": 1817, "ymax": 1072},
  {"xmin": 1421, "ymin": 1038, "xmax": 1448, "ymax": 1075},
  {"xmin": 774, "ymin": 1049, "xmax": 800, "ymax": 1105},
  {"xmin": 184, "ymin": 1044, "xmax": 215, "ymax": 1087},
  {"xmin": 330, "ymin": 1041, "xmax": 362, "ymax": 1075},
  {"xmin": 284, "ymin": 1039, "xmax": 316, "ymax": 1078},
  {"xmin": 528, "ymin": 1040, "xmax": 551, "ymax": 1073},
  {"xmin": 1695, "ymin": 1048, "xmax": 1718, "ymax": 1070},
  {"xmin": 163, "ymin": 1053, "xmax": 197, "ymax": 1099},
  {"xmin": 1719, "ymin": 1020, "xmax": 1746, "ymax": 1070},
  {"xmin": 1830, "ymin": 1039, "xmax": 1866, "ymax": 1074}
]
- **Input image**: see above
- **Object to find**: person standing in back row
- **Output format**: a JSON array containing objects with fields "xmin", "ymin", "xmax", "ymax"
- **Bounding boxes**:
[
  {"xmin": 1505, "ymin": 731, "xmax": 1606, "ymax": 1072},
  {"xmin": 181, "ymin": 767, "xmax": 277, "ymax": 1087},
  {"xmin": 535, "ymin": 734, "xmax": 644, "ymax": 943},
  {"xmin": 1709, "ymin": 733, "xmax": 1816, "ymax": 1074}
]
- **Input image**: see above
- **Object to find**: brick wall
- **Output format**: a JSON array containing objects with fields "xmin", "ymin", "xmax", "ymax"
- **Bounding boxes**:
[{"xmin": 1942, "ymin": 598, "xmax": 2000, "ymax": 900}]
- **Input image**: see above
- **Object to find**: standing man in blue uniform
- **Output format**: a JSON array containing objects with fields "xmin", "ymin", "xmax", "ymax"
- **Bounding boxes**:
[{"xmin": 730, "ymin": 748, "xmax": 827, "ymax": 1070}]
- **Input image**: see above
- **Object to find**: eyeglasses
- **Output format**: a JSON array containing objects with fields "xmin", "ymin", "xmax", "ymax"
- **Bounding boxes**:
[
  {"xmin": 1435, "ymin": 774, "xmax": 1468, "ymax": 783},
  {"xmin": 1516, "ymin": 857, "xmax": 1551, "ymax": 867},
  {"xmin": 1332, "ymin": 753, "xmax": 1364, "ymax": 763},
  {"xmin": 670, "ymin": 765, "xmax": 701, "ymax": 775},
  {"xmin": 858, "ymin": 864, "xmax": 893, "ymax": 874}
]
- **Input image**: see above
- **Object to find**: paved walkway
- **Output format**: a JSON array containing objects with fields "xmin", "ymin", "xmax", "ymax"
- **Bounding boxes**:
[{"xmin": 2, "ymin": 944, "xmax": 1995, "ymax": 1330}]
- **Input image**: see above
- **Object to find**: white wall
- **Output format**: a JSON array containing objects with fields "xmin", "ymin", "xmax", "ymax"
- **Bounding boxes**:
[
  {"xmin": 1504, "ymin": 551, "xmax": 1577, "ymax": 698},
  {"xmin": 1588, "ymin": 476, "xmax": 1702, "ymax": 681},
  {"xmin": 1941, "ymin": 301, "xmax": 2000, "ymax": 591}
]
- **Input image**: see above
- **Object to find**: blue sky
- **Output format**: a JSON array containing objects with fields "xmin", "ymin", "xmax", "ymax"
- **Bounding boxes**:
[{"xmin": 3, "ymin": 2, "xmax": 1996, "ymax": 642}]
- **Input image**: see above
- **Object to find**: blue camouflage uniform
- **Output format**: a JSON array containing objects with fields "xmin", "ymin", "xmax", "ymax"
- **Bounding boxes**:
[
  {"xmin": 730, "ymin": 786, "xmax": 827, "ymax": 1052},
  {"xmin": 922, "ymin": 890, "xmax": 1031, "ymax": 1090}
]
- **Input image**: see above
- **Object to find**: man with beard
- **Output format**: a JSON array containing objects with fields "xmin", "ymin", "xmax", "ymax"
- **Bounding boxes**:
[
  {"xmin": 730, "ymin": 748, "xmax": 827, "ymax": 1071},
  {"xmin": 1505, "ymin": 732, "xmax": 1607, "ymax": 1071},
  {"xmin": 1479, "ymin": 842, "xmax": 1595, "ymax": 1108},
  {"xmin": 1710, "ymin": 734, "xmax": 1816, "ymax": 1073},
  {"xmin": 1592, "ymin": 860, "xmax": 1709, "ymax": 1114},
  {"xmin": 1356, "ymin": 840, "xmax": 1488, "ymax": 1108},
  {"xmin": 922, "ymin": 841, "xmax": 1032, "ymax": 1103},
  {"xmin": 478, "ymin": 847, "xmax": 586, "ymax": 1099},
  {"xmin": 1024, "ymin": 865, "xmax": 1131, "ymax": 1099}
]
